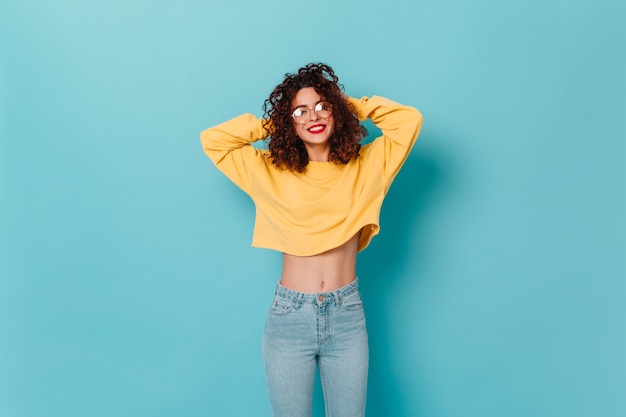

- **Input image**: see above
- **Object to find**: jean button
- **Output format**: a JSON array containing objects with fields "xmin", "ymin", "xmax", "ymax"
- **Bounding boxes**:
[{"xmin": 318, "ymin": 295, "xmax": 324, "ymax": 302}]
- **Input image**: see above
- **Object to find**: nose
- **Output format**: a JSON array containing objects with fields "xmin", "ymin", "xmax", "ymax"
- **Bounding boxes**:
[{"xmin": 309, "ymin": 111, "xmax": 319, "ymax": 122}]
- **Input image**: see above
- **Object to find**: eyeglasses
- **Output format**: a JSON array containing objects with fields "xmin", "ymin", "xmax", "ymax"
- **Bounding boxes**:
[{"xmin": 291, "ymin": 101, "xmax": 333, "ymax": 124}]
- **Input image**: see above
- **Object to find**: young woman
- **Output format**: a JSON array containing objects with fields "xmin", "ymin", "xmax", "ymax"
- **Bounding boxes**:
[{"xmin": 200, "ymin": 63, "xmax": 422, "ymax": 417}]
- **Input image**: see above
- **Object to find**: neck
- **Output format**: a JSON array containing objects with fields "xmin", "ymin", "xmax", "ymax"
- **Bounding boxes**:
[{"xmin": 305, "ymin": 145, "xmax": 331, "ymax": 162}]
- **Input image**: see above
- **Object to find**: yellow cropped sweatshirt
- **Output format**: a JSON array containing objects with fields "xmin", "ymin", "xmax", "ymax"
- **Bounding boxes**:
[{"xmin": 200, "ymin": 96, "xmax": 423, "ymax": 256}]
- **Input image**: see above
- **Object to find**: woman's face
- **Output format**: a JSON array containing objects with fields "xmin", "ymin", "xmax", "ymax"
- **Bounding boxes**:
[{"xmin": 290, "ymin": 87, "xmax": 335, "ymax": 156}]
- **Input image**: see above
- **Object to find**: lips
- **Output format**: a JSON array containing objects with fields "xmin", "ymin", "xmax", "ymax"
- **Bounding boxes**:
[{"xmin": 307, "ymin": 124, "xmax": 327, "ymax": 134}]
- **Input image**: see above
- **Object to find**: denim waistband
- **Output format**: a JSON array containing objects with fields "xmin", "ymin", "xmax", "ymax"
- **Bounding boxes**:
[{"xmin": 275, "ymin": 277, "xmax": 359, "ymax": 304}]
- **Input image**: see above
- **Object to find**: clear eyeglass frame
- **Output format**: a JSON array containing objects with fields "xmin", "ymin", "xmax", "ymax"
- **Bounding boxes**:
[{"xmin": 291, "ymin": 101, "xmax": 333, "ymax": 124}]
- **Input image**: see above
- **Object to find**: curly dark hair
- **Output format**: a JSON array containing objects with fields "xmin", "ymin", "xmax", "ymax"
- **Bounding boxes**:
[{"xmin": 262, "ymin": 63, "xmax": 367, "ymax": 172}]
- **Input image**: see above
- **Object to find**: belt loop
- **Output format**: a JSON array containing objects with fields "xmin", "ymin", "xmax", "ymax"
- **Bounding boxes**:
[{"xmin": 333, "ymin": 292, "xmax": 340, "ymax": 307}]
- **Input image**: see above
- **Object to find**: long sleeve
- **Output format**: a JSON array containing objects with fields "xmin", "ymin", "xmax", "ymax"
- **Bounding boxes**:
[
  {"xmin": 348, "ymin": 96, "xmax": 423, "ymax": 184},
  {"xmin": 200, "ymin": 113, "xmax": 270, "ymax": 194}
]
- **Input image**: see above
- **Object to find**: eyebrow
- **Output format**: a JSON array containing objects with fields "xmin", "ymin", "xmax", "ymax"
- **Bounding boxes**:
[{"xmin": 293, "ymin": 100, "xmax": 324, "ymax": 109}]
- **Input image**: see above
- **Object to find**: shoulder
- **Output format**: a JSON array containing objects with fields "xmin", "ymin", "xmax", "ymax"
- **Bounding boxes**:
[{"xmin": 359, "ymin": 139, "xmax": 383, "ymax": 159}]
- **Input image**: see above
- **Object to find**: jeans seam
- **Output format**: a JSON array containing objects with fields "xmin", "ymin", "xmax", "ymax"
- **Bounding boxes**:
[{"xmin": 318, "ymin": 359, "xmax": 329, "ymax": 417}]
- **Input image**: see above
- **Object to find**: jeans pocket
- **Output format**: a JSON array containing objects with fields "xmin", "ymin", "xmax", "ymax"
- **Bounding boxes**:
[
  {"xmin": 269, "ymin": 296, "xmax": 297, "ymax": 316},
  {"xmin": 340, "ymin": 291, "xmax": 364, "ymax": 311}
]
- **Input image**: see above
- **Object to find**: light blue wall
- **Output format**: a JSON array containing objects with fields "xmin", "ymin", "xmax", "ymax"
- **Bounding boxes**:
[{"xmin": 1, "ymin": 1, "xmax": 624, "ymax": 416}]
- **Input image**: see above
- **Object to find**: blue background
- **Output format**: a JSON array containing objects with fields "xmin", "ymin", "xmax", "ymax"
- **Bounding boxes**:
[{"xmin": 1, "ymin": 1, "xmax": 625, "ymax": 416}]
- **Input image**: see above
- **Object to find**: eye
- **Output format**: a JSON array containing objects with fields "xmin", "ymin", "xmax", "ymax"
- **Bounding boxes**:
[
  {"xmin": 293, "ymin": 108, "xmax": 305, "ymax": 117},
  {"xmin": 316, "ymin": 102, "xmax": 331, "ymax": 111}
]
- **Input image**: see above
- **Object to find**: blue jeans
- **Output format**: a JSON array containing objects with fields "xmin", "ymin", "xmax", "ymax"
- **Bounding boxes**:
[{"xmin": 263, "ymin": 278, "xmax": 369, "ymax": 417}]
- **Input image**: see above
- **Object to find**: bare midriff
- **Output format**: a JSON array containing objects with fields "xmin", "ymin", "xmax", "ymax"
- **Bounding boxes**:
[{"xmin": 280, "ymin": 232, "xmax": 360, "ymax": 293}]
